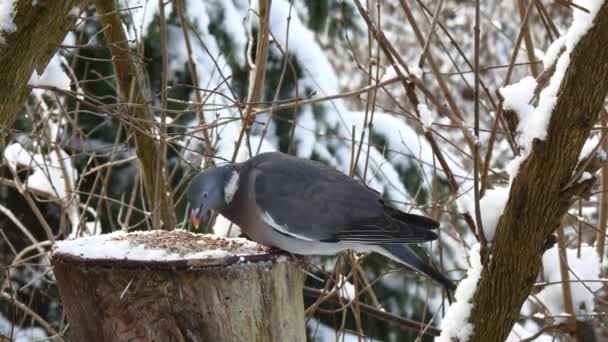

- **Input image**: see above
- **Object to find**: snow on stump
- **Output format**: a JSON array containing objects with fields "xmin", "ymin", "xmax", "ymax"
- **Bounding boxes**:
[{"xmin": 51, "ymin": 230, "xmax": 306, "ymax": 342}]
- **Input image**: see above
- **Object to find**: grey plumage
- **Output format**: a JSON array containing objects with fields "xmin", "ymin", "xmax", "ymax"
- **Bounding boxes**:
[{"xmin": 188, "ymin": 152, "xmax": 455, "ymax": 291}]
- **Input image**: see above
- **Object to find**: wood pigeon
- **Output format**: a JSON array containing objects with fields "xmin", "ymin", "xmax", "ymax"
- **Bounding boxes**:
[{"xmin": 187, "ymin": 152, "xmax": 455, "ymax": 291}]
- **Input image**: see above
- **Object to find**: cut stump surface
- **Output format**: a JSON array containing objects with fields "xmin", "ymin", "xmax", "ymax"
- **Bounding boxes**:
[{"xmin": 52, "ymin": 230, "xmax": 306, "ymax": 342}]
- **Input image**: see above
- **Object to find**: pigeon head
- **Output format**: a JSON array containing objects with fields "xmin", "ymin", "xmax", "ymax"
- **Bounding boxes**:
[{"xmin": 188, "ymin": 164, "xmax": 239, "ymax": 229}]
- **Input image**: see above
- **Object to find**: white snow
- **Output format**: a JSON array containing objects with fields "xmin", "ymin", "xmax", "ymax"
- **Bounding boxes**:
[
  {"xmin": 348, "ymin": 111, "xmax": 470, "ymax": 181},
  {"xmin": 535, "ymin": 244, "xmax": 601, "ymax": 320},
  {"xmin": 498, "ymin": 0, "xmax": 604, "ymax": 186},
  {"xmin": 336, "ymin": 274, "xmax": 357, "ymax": 301},
  {"xmin": 579, "ymin": 134, "xmax": 601, "ymax": 161},
  {"xmin": 417, "ymin": 104, "xmax": 435, "ymax": 131},
  {"xmin": 518, "ymin": 0, "xmax": 604, "ymax": 153},
  {"xmin": 4, "ymin": 143, "xmax": 76, "ymax": 200},
  {"xmin": 409, "ymin": 65, "xmax": 424, "ymax": 79},
  {"xmin": 0, "ymin": 0, "xmax": 16, "ymax": 44},
  {"xmin": 158, "ymin": 0, "xmax": 457, "ymax": 212},
  {"xmin": 455, "ymin": 187, "xmax": 510, "ymax": 242},
  {"xmin": 498, "ymin": 76, "xmax": 537, "ymax": 153},
  {"xmin": 506, "ymin": 321, "xmax": 553, "ymax": 342},
  {"xmin": 566, "ymin": 0, "xmax": 605, "ymax": 53},
  {"xmin": 542, "ymin": 36, "xmax": 565, "ymax": 69},
  {"xmin": 505, "ymin": 155, "xmax": 525, "ymax": 180},
  {"xmin": 437, "ymin": 244, "xmax": 483, "ymax": 342},
  {"xmin": 500, "ymin": 76, "xmax": 536, "ymax": 116},
  {"xmin": 307, "ymin": 318, "xmax": 380, "ymax": 342},
  {"xmin": 580, "ymin": 171, "xmax": 593, "ymax": 182},
  {"xmin": 29, "ymin": 55, "xmax": 71, "ymax": 93},
  {"xmin": 0, "ymin": 313, "xmax": 47, "ymax": 342},
  {"xmin": 212, "ymin": 214, "xmax": 242, "ymax": 238},
  {"xmin": 53, "ymin": 230, "xmax": 265, "ymax": 261},
  {"xmin": 381, "ymin": 63, "xmax": 422, "ymax": 82},
  {"xmin": 479, "ymin": 187, "xmax": 510, "ymax": 241}
]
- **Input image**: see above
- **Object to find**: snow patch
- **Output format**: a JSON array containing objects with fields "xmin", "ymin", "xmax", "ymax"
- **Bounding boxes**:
[
  {"xmin": 579, "ymin": 135, "xmax": 601, "ymax": 161},
  {"xmin": 535, "ymin": 244, "xmax": 601, "ymax": 320},
  {"xmin": 0, "ymin": 313, "xmax": 47, "ymax": 342},
  {"xmin": 580, "ymin": 171, "xmax": 593, "ymax": 182},
  {"xmin": 507, "ymin": 321, "xmax": 553, "ymax": 342},
  {"xmin": 499, "ymin": 76, "xmax": 537, "ymax": 153},
  {"xmin": 336, "ymin": 274, "xmax": 356, "ymax": 301},
  {"xmin": 307, "ymin": 318, "xmax": 380, "ymax": 341},
  {"xmin": 417, "ymin": 104, "xmax": 435, "ymax": 131},
  {"xmin": 505, "ymin": 155, "xmax": 525, "ymax": 180},
  {"xmin": 479, "ymin": 187, "xmax": 510, "ymax": 241},
  {"xmin": 0, "ymin": 0, "xmax": 17, "ymax": 44},
  {"xmin": 53, "ymin": 230, "xmax": 265, "ymax": 261},
  {"xmin": 437, "ymin": 244, "xmax": 483, "ymax": 342},
  {"xmin": 542, "ymin": 36, "xmax": 565, "ymax": 69},
  {"xmin": 522, "ymin": 0, "xmax": 603, "ymax": 152},
  {"xmin": 212, "ymin": 214, "xmax": 242, "ymax": 238},
  {"xmin": 455, "ymin": 187, "xmax": 510, "ymax": 242},
  {"xmin": 381, "ymin": 63, "xmax": 422, "ymax": 82},
  {"xmin": 29, "ymin": 55, "xmax": 71, "ymax": 93}
]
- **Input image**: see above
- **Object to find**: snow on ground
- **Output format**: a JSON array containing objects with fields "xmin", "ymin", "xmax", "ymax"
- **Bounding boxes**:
[
  {"xmin": 53, "ymin": 229, "xmax": 268, "ymax": 261},
  {"xmin": 506, "ymin": 321, "xmax": 553, "ymax": 342},
  {"xmin": 437, "ymin": 244, "xmax": 482, "ymax": 342},
  {"xmin": 308, "ymin": 318, "xmax": 380, "ymax": 342},
  {"xmin": 0, "ymin": 313, "xmax": 47, "ymax": 342}
]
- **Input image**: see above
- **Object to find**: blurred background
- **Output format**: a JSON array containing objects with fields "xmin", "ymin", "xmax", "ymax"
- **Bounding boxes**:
[{"xmin": 1, "ymin": 0, "xmax": 604, "ymax": 341}]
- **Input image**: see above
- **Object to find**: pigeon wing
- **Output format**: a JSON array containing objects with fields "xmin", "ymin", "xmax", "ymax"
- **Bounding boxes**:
[{"xmin": 250, "ymin": 153, "xmax": 436, "ymax": 244}]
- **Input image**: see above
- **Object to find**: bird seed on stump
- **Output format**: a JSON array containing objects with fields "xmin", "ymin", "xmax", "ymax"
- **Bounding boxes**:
[{"xmin": 52, "ymin": 229, "xmax": 306, "ymax": 342}]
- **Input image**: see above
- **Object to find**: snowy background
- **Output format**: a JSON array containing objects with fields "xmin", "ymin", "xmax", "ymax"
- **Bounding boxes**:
[{"xmin": 1, "ymin": 0, "xmax": 606, "ymax": 341}]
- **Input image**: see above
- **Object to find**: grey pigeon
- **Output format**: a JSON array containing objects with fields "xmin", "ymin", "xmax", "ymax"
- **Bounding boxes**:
[{"xmin": 188, "ymin": 152, "xmax": 455, "ymax": 291}]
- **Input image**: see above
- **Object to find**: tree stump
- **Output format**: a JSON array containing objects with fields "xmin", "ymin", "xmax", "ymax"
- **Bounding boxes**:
[{"xmin": 52, "ymin": 230, "xmax": 306, "ymax": 342}]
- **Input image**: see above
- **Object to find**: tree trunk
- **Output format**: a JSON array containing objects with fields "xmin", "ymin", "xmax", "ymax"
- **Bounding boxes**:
[
  {"xmin": 0, "ymin": 0, "xmax": 77, "ymax": 153},
  {"xmin": 52, "ymin": 231, "xmax": 306, "ymax": 342},
  {"xmin": 94, "ymin": 0, "xmax": 177, "ymax": 230},
  {"xmin": 469, "ymin": 4, "xmax": 608, "ymax": 341}
]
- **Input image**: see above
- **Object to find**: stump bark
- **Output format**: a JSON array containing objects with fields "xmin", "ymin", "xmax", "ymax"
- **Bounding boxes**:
[{"xmin": 52, "ymin": 230, "xmax": 306, "ymax": 342}]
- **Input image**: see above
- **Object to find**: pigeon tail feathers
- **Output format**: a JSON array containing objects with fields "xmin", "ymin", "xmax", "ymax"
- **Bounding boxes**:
[
  {"xmin": 379, "ymin": 244, "xmax": 456, "ymax": 292},
  {"xmin": 384, "ymin": 206, "xmax": 440, "ymax": 230}
]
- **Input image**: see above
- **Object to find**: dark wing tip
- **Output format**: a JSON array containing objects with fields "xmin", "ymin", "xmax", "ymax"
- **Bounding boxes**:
[{"xmin": 385, "ymin": 206, "xmax": 440, "ymax": 230}]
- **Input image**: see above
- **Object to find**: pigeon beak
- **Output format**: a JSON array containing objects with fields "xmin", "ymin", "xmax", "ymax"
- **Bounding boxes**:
[{"xmin": 191, "ymin": 208, "xmax": 201, "ymax": 229}]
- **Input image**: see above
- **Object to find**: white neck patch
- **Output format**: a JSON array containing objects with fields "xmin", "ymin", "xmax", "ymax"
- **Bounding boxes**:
[{"xmin": 224, "ymin": 170, "xmax": 240, "ymax": 203}]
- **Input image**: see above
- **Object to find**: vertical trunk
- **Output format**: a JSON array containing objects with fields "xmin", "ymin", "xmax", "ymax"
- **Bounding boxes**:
[
  {"xmin": 95, "ymin": 0, "xmax": 177, "ymax": 229},
  {"xmin": 469, "ymin": 5, "xmax": 608, "ymax": 341}
]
